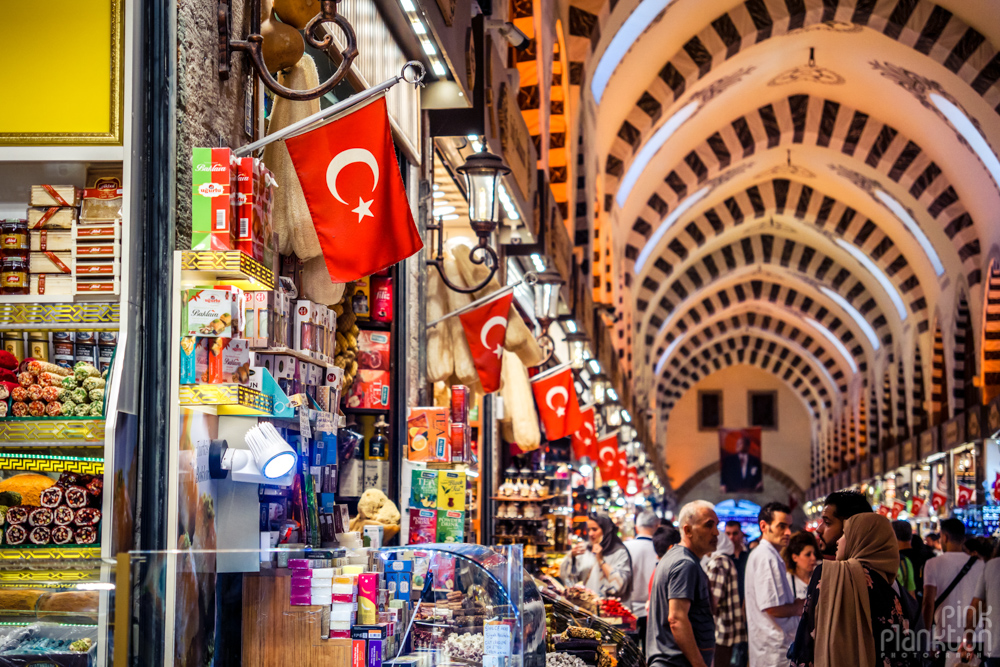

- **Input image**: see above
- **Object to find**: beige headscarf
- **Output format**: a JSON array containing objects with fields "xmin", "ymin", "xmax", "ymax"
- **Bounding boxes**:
[{"xmin": 814, "ymin": 513, "xmax": 900, "ymax": 667}]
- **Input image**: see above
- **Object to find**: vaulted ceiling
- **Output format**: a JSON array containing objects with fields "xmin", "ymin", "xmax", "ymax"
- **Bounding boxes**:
[{"xmin": 570, "ymin": 0, "xmax": 1000, "ymax": 486}]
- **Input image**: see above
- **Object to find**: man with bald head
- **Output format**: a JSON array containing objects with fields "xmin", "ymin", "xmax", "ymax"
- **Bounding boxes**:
[{"xmin": 647, "ymin": 500, "xmax": 719, "ymax": 667}]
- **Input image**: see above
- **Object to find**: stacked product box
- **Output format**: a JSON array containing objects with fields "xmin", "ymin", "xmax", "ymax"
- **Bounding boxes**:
[
  {"xmin": 20, "ymin": 175, "xmax": 124, "ymax": 296},
  {"xmin": 407, "ymin": 469, "xmax": 467, "ymax": 545},
  {"xmin": 256, "ymin": 351, "xmax": 342, "ymax": 407},
  {"xmin": 178, "ymin": 287, "xmax": 250, "ymax": 385}
]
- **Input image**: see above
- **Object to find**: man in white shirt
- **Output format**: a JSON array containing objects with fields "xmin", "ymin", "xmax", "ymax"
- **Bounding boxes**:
[
  {"xmin": 626, "ymin": 510, "xmax": 661, "ymax": 654},
  {"xmin": 745, "ymin": 501, "xmax": 803, "ymax": 667},
  {"xmin": 923, "ymin": 518, "xmax": 984, "ymax": 667}
]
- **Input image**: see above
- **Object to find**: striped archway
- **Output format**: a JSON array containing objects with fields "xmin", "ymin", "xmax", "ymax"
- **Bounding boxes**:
[
  {"xmin": 882, "ymin": 364, "xmax": 894, "ymax": 449},
  {"xmin": 983, "ymin": 262, "xmax": 1000, "ymax": 402},
  {"xmin": 913, "ymin": 343, "xmax": 927, "ymax": 433},
  {"xmin": 953, "ymin": 293, "xmax": 978, "ymax": 414},
  {"xmin": 931, "ymin": 323, "xmax": 948, "ymax": 425},
  {"xmin": 896, "ymin": 351, "xmax": 909, "ymax": 440}
]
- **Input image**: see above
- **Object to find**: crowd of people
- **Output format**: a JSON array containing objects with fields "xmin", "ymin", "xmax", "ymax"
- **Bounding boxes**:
[{"xmin": 558, "ymin": 493, "xmax": 1000, "ymax": 667}]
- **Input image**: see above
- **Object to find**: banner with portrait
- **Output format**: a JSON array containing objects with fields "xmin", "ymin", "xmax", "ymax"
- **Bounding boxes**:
[{"xmin": 719, "ymin": 427, "xmax": 763, "ymax": 493}]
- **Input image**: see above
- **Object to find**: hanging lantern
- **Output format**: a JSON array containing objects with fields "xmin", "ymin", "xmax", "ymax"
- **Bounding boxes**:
[
  {"xmin": 605, "ymin": 401, "xmax": 623, "ymax": 428},
  {"xmin": 457, "ymin": 151, "xmax": 510, "ymax": 232},
  {"xmin": 591, "ymin": 373, "xmax": 610, "ymax": 404},
  {"xmin": 564, "ymin": 331, "xmax": 590, "ymax": 370}
]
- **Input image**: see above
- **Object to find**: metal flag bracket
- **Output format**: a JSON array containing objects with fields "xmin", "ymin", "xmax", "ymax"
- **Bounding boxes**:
[{"xmin": 234, "ymin": 61, "xmax": 426, "ymax": 158}]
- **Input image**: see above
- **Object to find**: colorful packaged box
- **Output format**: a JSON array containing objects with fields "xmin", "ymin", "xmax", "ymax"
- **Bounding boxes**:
[
  {"xmin": 436, "ymin": 510, "xmax": 464, "ymax": 543},
  {"xmin": 409, "ymin": 470, "xmax": 437, "ymax": 509},
  {"xmin": 195, "ymin": 337, "xmax": 211, "ymax": 383},
  {"xmin": 436, "ymin": 471, "xmax": 465, "ymax": 511},
  {"xmin": 406, "ymin": 407, "xmax": 449, "ymax": 462},
  {"xmin": 357, "ymin": 331, "xmax": 390, "ymax": 371},
  {"xmin": 357, "ymin": 573, "xmax": 379, "ymax": 625},
  {"xmin": 220, "ymin": 338, "xmax": 251, "ymax": 383},
  {"xmin": 386, "ymin": 571, "xmax": 412, "ymax": 600},
  {"xmin": 352, "ymin": 277, "xmax": 371, "ymax": 318},
  {"xmin": 180, "ymin": 336, "xmax": 197, "ymax": 384},
  {"xmin": 295, "ymin": 299, "xmax": 315, "ymax": 353},
  {"xmin": 407, "ymin": 509, "xmax": 436, "ymax": 545},
  {"xmin": 345, "ymin": 369, "xmax": 390, "ymax": 410},
  {"xmin": 191, "ymin": 147, "xmax": 236, "ymax": 251},
  {"xmin": 352, "ymin": 640, "xmax": 366, "ymax": 667},
  {"xmin": 206, "ymin": 337, "xmax": 228, "ymax": 384},
  {"xmin": 182, "ymin": 289, "xmax": 237, "ymax": 338},
  {"xmin": 235, "ymin": 156, "xmax": 276, "ymax": 267}
]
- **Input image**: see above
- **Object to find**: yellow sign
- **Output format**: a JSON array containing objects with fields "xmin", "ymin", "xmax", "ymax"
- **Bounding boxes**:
[{"xmin": 0, "ymin": 0, "xmax": 123, "ymax": 144}]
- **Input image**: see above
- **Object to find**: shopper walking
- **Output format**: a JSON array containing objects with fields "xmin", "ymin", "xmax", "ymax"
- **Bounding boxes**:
[
  {"xmin": 705, "ymin": 532, "xmax": 746, "ymax": 667},
  {"xmin": 647, "ymin": 500, "xmax": 718, "ymax": 667},
  {"xmin": 922, "ymin": 518, "xmax": 984, "ymax": 667},
  {"xmin": 815, "ymin": 490, "xmax": 874, "ymax": 560},
  {"xmin": 892, "ymin": 520, "xmax": 917, "ymax": 596},
  {"xmin": 782, "ymin": 531, "xmax": 818, "ymax": 600},
  {"xmin": 744, "ymin": 502, "xmax": 800, "ymax": 667},
  {"xmin": 626, "ymin": 510, "xmax": 661, "ymax": 652},
  {"xmin": 962, "ymin": 538, "xmax": 1000, "ymax": 667},
  {"xmin": 583, "ymin": 513, "xmax": 633, "ymax": 601},
  {"xmin": 724, "ymin": 521, "xmax": 750, "ymax": 667},
  {"xmin": 789, "ymin": 513, "xmax": 911, "ymax": 667}
]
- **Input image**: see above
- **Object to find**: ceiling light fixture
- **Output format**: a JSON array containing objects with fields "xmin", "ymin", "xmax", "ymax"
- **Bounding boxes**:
[
  {"xmin": 873, "ymin": 190, "xmax": 944, "ymax": 276},
  {"xmin": 634, "ymin": 186, "xmax": 710, "ymax": 273},
  {"xmin": 591, "ymin": 0, "xmax": 678, "ymax": 104},
  {"xmin": 834, "ymin": 239, "xmax": 907, "ymax": 321},
  {"xmin": 616, "ymin": 101, "xmax": 700, "ymax": 208},
  {"xmin": 818, "ymin": 286, "xmax": 880, "ymax": 350}
]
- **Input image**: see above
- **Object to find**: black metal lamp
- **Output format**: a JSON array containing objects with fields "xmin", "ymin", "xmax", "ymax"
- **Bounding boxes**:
[
  {"xmin": 428, "ymin": 150, "xmax": 511, "ymax": 293},
  {"xmin": 532, "ymin": 269, "xmax": 565, "ymax": 362}
]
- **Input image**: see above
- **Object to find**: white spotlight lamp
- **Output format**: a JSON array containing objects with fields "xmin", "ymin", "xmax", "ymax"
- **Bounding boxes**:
[{"xmin": 209, "ymin": 423, "xmax": 298, "ymax": 485}]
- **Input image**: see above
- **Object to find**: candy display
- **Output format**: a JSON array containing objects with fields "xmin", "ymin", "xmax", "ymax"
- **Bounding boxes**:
[
  {"xmin": 4, "ymin": 525, "xmax": 26, "ymax": 545},
  {"xmin": 28, "ymin": 526, "xmax": 50, "ymax": 545},
  {"xmin": 50, "ymin": 525, "xmax": 72, "ymax": 544},
  {"xmin": 52, "ymin": 507, "xmax": 74, "ymax": 526},
  {"xmin": 0, "ymin": 472, "xmax": 102, "ymax": 546},
  {"xmin": 3, "ymin": 359, "xmax": 105, "ymax": 419},
  {"xmin": 28, "ymin": 507, "xmax": 52, "ymax": 527}
]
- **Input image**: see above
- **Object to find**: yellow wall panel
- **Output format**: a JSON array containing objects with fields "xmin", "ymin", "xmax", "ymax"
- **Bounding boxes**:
[{"xmin": 0, "ymin": 0, "xmax": 122, "ymax": 144}]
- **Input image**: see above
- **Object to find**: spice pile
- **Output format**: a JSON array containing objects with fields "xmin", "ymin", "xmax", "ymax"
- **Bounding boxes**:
[
  {"xmin": 8, "ymin": 361, "xmax": 106, "ymax": 418},
  {"xmin": 598, "ymin": 598, "xmax": 636, "ymax": 627},
  {"xmin": 0, "ymin": 472, "xmax": 102, "ymax": 546}
]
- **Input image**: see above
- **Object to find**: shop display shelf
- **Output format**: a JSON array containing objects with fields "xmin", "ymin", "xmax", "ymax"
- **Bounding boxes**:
[
  {"xmin": 0, "ymin": 302, "xmax": 119, "ymax": 330},
  {"xmin": 495, "ymin": 517, "xmax": 547, "ymax": 522},
  {"xmin": 180, "ymin": 250, "xmax": 275, "ymax": 291},
  {"xmin": 260, "ymin": 347, "xmax": 325, "ymax": 365},
  {"xmin": 0, "ymin": 420, "xmax": 106, "ymax": 445},
  {"xmin": 355, "ymin": 320, "xmax": 390, "ymax": 332},
  {"xmin": 491, "ymin": 495, "xmax": 558, "ymax": 502},
  {"xmin": 179, "ymin": 384, "xmax": 274, "ymax": 416},
  {"xmin": 0, "ymin": 453, "xmax": 103, "ymax": 476}
]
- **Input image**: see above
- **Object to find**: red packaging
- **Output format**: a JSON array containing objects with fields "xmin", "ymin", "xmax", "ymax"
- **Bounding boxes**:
[
  {"xmin": 370, "ymin": 275, "xmax": 393, "ymax": 323},
  {"xmin": 407, "ymin": 508, "xmax": 437, "ymax": 544},
  {"xmin": 235, "ymin": 157, "xmax": 275, "ymax": 266},
  {"xmin": 357, "ymin": 331, "xmax": 390, "ymax": 371},
  {"xmin": 206, "ymin": 337, "xmax": 228, "ymax": 384},
  {"xmin": 344, "ymin": 369, "xmax": 390, "ymax": 409},
  {"xmin": 450, "ymin": 422, "xmax": 468, "ymax": 464},
  {"xmin": 450, "ymin": 385, "xmax": 469, "ymax": 423}
]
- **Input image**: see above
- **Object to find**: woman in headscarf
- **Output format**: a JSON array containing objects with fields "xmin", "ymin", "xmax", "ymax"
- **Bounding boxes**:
[
  {"xmin": 703, "ymin": 531, "xmax": 747, "ymax": 667},
  {"xmin": 789, "ymin": 513, "xmax": 914, "ymax": 667},
  {"xmin": 581, "ymin": 513, "xmax": 633, "ymax": 600}
]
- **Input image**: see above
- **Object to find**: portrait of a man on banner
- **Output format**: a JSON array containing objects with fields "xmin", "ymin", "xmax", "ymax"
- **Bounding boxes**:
[{"xmin": 719, "ymin": 427, "xmax": 763, "ymax": 493}]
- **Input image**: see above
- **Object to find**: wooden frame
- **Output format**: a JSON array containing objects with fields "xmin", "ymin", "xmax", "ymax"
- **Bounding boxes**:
[{"xmin": 697, "ymin": 390, "xmax": 723, "ymax": 431}]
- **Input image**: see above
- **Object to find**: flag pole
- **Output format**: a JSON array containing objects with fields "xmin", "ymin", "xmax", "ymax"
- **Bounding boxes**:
[
  {"xmin": 530, "ymin": 361, "xmax": 572, "ymax": 383},
  {"xmin": 234, "ymin": 61, "xmax": 426, "ymax": 158},
  {"xmin": 426, "ymin": 283, "xmax": 519, "ymax": 329}
]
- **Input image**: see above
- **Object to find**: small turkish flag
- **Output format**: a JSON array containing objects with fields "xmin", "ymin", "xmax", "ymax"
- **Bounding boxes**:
[
  {"xmin": 626, "ymin": 465, "xmax": 638, "ymax": 495},
  {"xmin": 530, "ymin": 367, "xmax": 584, "ymax": 440},
  {"xmin": 877, "ymin": 505, "xmax": 891, "ymax": 517},
  {"xmin": 458, "ymin": 291, "xmax": 513, "ymax": 393},
  {"xmin": 616, "ymin": 450, "xmax": 628, "ymax": 488},
  {"xmin": 570, "ymin": 406, "xmax": 598, "ymax": 462},
  {"xmin": 596, "ymin": 431, "xmax": 619, "ymax": 483},
  {"xmin": 284, "ymin": 97, "xmax": 423, "ymax": 282},
  {"xmin": 891, "ymin": 500, "xmax": 906, "ymax": 519},
  {"xmin": 931, "ymin": 491, "xmax": 948, "ymax": 512},
  {"xmin": 910, "ymin": 496, "xmax": 925, "ymax": 517},
  {"xmin": 956, "ymin": 484, "xmax": 975, "ymax": 508}
]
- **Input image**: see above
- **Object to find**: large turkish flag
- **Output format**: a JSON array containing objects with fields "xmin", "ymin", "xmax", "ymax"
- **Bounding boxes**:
[
  {"xmin": 530, "ymin": 367, "xmax": 584, "ymax": 440},
  {"xmin": 284, "ymin": 96, "xmax": 422, "ymax": 282},
  {"xmin": 458, "ymin": 291, "xmax": 513, "ymax": 394},
  {"xmin": 596, "ymin": 431, "xmax": 619, "ymax": 483}
]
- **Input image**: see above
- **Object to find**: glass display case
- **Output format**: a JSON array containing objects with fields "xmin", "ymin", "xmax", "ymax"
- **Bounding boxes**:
[{"xmin": 379, "ymin": 543, "xmax": 546, "ymax": 667}]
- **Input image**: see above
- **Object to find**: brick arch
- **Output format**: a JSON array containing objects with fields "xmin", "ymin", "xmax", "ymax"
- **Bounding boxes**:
[
  {"xmin": 657, "ymin": 332, "xmax": 834, "ymax": 411},
  {"xmin": 619, "ymin": 94, "xmax": 981, "ymax": 288},
  {"xmin": 633, "ymin": 178, "xmax": 929, "ymax": 336},
  {"xmin": 673, "ymin": 459, "xmax": 806, "ymax": 504},
  {"xmin": 653, "ymin": 304, "xmax": 852, "ymax": 394},
  {"xmin": 642, "ymin": 236, "xmax": 893, "ymax": 353},
  {"xmin": 656, "ymin": 347, "xmax": 825, "ymax": 424}
]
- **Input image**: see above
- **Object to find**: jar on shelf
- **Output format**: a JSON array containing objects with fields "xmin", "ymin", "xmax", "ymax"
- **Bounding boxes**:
[
  {"xmin": 2, "ymin": 332, "xmax": 24, "ymax": 363},
  {"xmin": 1, "ymin": 255, "xmax": 28, "ymax": 295},
  {"xmin": 0, "ymin": 220, "xmax": 28, "ymax": 256},
  {"xmin": 27, "ymin": 333, "xmax": 49, "ymax": 362}
]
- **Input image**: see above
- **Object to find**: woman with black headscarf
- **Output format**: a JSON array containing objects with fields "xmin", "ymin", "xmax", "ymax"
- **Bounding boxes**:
[{"xmin": 582, "ymin": 513, "xmax": 633, "ymax": 600}]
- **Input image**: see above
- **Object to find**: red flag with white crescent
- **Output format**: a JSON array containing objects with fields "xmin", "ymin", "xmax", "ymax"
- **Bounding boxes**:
[
  {"xmin": 956, "ymin": 484, "xmax": 975, "ymax": 508},
  {"xmin": 910, "ymin": 496, "xmax": 926, "ymax": 517},
  {"xmin": 570, "ymin": 406, "xmax": 598, "ymax": 461},
  {"xmin": 596, "ymin": 432, "xmax": 619, "ymax": 483},
  {"xmin": 284, "ymin": 97, "xmax": 423, "ymax": 282},
  {"xmin": 626, "ymin": 465, "xmax": 638, "ymax": 495},
  {"xmin": 616, "ymin": 450, "xmax": 628, "ymax": 488},
  {"xmin": 530, "ymin": 367, "xmax": 584, "ymax": 440},
  {"xmin": 458, "ymin": 291, "xmax": 513, "ymax": 394},
  {"xmin": 877, "ymin": 505, "xmax": 891, "ymax": 517},
  {"xmin": 890, "ymin": 500, "xmax": 906, "ymax": 519},
  {"xmin": 931, "ymin": 491, "xmax": 948, "ymax": 513}
]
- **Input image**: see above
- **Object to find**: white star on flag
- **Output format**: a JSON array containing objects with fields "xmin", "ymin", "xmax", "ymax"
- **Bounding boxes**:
[
  {"xmin": 352, "ymin": 197, "xmax": 374, "ymax": 223},
  {"xmin": 493, "ymin": 345, "xmax": 503, "ymax": 359},
  {"xmin": 556, "ymin": 407, "xmax": 566, "ymax": 417}
]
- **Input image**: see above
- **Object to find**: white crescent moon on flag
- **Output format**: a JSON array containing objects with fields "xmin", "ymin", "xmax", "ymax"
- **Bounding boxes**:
[
  {"xmin": 480, "ymin": 316, "xmax": 508, "ymax": 350},
  {"xmin": 326, "ymin": 148, "xmax": 380, "ymax": 205},
  {"xmin": 583, "ymin": 421, "xmax": 594, "ymax": 434},
  {"xmin": 598, "ymin": 441, "xmax": 616, "ymax": 463},
  {"xmin": 545, "ymin": 386, "xmax": 568, "ymax": 410}
]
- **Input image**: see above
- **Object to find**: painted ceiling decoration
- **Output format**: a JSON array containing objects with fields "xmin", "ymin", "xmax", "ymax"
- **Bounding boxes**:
[
  {"xmin": 560, "ymin": 0, "xmax": 1000, "ymax": 492},
  {"xmin": 617, "ymin": 94, "xmax": 981, "ymax": 289}
]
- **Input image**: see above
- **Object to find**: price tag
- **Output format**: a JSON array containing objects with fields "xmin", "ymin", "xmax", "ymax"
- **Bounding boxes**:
[
  {"xmin": 315, "ymin": 411, "xmax": 336, "ymax": 435},
  {"xmin": 299, "ymin": 409, "xmax": 312, "ymax": 440},
  {"xmin": 483, "ymin": 621, "xmax": 511, "ymax": 657}
]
